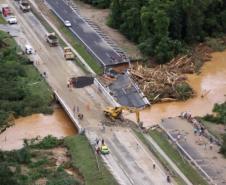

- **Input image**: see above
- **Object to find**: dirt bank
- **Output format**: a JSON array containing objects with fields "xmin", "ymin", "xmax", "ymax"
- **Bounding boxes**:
[
  {"xmin": 0, "ymin": 107, "xmax": 77, "ymax": 150},
  {"xmin": 72, "ymin": 0, "xmax": 142, "ymax": 59},
  {"xmin": 126, "ymin": 50, "xmax": 226, "ymax": 125}
]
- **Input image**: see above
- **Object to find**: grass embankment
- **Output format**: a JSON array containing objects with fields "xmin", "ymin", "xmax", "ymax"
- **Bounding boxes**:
[
  {"xmin": 31, "ymin": 5, "xmax": 103, "ymax": 74},
  {"xmin": 65, "ymin": 135, "xmax": 118, "ymax": 185},
  {"xmin": 149, "ymin": 129, "xmax": 208, "ymax": 185},
  {"xmin": 59, "ymin": 26, "xmax": 103, "ymax": 74},
  {"xmin": 133, "ymin": 129, "xmax": 186, "ymax": 185},
  {"xmin": 0, "ymin": 14, "xmax": 6, "ymax": 24},
  {"xmin": 0, "ymin": 31, "xmax": 53, "ymax": 132}
]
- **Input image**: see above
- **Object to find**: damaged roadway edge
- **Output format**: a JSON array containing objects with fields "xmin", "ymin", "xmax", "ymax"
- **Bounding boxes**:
[{"xmin": 45, "ymin": 0, "xmax": 150, "ymax": 108}]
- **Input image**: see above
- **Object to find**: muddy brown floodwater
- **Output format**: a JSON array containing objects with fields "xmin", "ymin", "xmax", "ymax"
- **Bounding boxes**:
[
  {"xmin": 127, "ymin": 51, "xmax": 226, "ymax": 126},
  {"xmin": 0, "ymin": 107, "xmax": 77, "ymax": 151}
]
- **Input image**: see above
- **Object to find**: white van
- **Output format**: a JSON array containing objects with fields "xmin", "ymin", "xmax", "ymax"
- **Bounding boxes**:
[
  {"xmin": 8, "ymin": 15, "xmax": 17, "ymax": 24},
  {"xmin": 25, "ymin": 44, "xmax": 33, "ymax": 54}
]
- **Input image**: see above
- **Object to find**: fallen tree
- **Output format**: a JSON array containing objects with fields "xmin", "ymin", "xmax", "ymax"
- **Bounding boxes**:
[{"xmin": 130, "ymin": 44, "xmax": 212, "ymax": 103}]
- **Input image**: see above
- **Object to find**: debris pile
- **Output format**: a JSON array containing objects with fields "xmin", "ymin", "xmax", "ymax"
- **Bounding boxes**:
[
  {"xmin": 130, "ymin": 44, "xmax": 212, "ymax": 103},
  {"xmin": 101, "ymin": 118, "xmax": 137, "ymax": 128}
]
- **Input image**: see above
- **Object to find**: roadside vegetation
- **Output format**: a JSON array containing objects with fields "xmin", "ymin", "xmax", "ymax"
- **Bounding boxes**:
[
  {"xmin": 134, "ymin": 129, "xmax": 208, "ymax": 185},
  {"xmin": 59, "ymin": 26, "xmax": 103, "ymax": 74},
  {"xmin": 31, "ymin": 3, "xmax": 103, "ymax": 74},
  {"xmin": 133, "ymin": 129, "xmax": 186, "ymax": 185},
  {"xmin": 0, "ymin": 136, "xmax": 82, "ymax": 185},
  {"xmin": 0, "ymin": 14, "xmax": 6, "ymax": 24},
  {"xmin": 203, "ymin": 102, "xmax": 226, "ymax": 157},
  {"xmin": 0, "ymin": 135, "xmax": 118, "ymax": 185},
  {"xmin": 65, "ymin": 135, "xmax": 118, "ymax": 185},
  {"xmin": 76, "ymin": 0, "xmax": 226, "ymax": 103},
  {"xmin": 204, "ymin": 102, "xmax": 226, "ymax": 124},
  {"xmin": 0, "ymin": 31, "xmax": 53, "ymax": 132}
]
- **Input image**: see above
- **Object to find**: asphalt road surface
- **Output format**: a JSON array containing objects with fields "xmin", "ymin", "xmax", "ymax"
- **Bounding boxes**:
[
  {"xmin": 46, "ymin": 0, "xmax": 126, "ymax": 67},
  {"xmin": 6, "ymin": 1, "xmax": 174, "ymax": 184}
]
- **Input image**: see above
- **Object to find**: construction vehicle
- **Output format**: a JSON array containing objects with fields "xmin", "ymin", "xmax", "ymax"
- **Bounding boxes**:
[
  {"xmin": 64, "ymin": 47, "xmax": 74, "ymax": 60},
  {"xmin": 103, "ymin": 106, "xmax": 140, "ymax": 124},
  {"xmin": 19, "ymin": 0, "xmax": 30, "ymax": 12},
  {"xmin": 46, "ymin": 32, "xmax": 58, "ymax": 47}
]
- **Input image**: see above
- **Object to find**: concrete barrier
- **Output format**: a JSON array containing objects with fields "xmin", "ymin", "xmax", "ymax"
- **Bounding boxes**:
[
  {"xmin": 54, "ymin": 90, "xmax": 83, "ymax": 134},
  {"xmin": 159, "ymin": 123, "xmax": 217, "ymax": 185},
  {"xmin": 93, "ymin": 78, "xmax": 120, "ymax": 107},
  {"xmin": 29, "ymin": 0, "xmax": 95, "ymax": 75},
  {"xmin": 126, "ymin": 71, "xmax": 150, "ymax": 106}
]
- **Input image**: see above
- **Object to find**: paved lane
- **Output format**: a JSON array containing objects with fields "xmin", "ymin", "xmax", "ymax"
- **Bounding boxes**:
[{"xmin": 46, "ymin": 0, "xmax": 127, "ymax": 66}]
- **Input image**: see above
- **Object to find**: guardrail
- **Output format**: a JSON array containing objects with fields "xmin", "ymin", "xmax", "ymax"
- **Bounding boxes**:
[
  {"xmin": 29, "ymin": 0, "xmax": 95, "ymax": 75},
  {"xmin": 93, "ymin": 78, "xmax": 120, "ymax": 107},
  {"xmin": 35, "ymin": 0, "xmax": 148, "ymax": 108},
  {"xmin": 159, "ymin": 123, "xmax": 217, "ymax": 185},
  {"xmin": 46, "ymin": 0, "xmax": 107, "ymax": 67},
  {"xmin": 54, "ymin": 90, "xmax": 83, "ymax": 134},
  {"xmin": 126, "ymin": 71, "xmax": 150, "ymax": 106}
]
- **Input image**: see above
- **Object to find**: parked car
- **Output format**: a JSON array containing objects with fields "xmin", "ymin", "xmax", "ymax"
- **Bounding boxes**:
[
  {"xmin": 8, "ymin": 15, "xmax": 17, "ymax": 24},
  {"xmin": 64, "ymin": 20, "xmax": 71, "ymax": 27},
  {"xmin": 25, "ymin": 44, "xmax": 33, "ymax": 55},
  {"xmin": 100, "ymin": 145, "xmax": 110, "ymax": 155}
]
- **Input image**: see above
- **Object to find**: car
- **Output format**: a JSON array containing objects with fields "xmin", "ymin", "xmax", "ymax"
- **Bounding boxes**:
[
  {"xmin": 100, "ymin": 145, "xmax": 110, "ymax": 155},
  {"xmin": 25, "ymin": 44, "xmax": 33, "ymax": 55},
  {"xmin": 8, "ymin": 15, "xmax": 17, "ymax": 24},
  {"xmin": 64, "ymin": 20, "xmax": 71, "ymax": 27}
]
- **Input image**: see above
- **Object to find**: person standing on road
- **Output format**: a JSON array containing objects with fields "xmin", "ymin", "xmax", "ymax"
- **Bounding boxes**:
[
  {"xmin": 136, "ymin": 143, "xmax": 139, "ymax": 151},
  {"xmin": 153, "ymin": 163, "xmax": 156, "ymax": 170},
  {"xmin": 167, "ymin": 175, "xmax": 171, "ymax": 183}
]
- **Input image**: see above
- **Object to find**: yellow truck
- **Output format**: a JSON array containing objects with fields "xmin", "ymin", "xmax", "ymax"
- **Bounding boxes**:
[{"xmin": 64, "ymin": 47, "xmax": 74, "ymax": 60}]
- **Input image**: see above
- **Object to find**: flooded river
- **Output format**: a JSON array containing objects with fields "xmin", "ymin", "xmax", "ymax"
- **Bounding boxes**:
[
  {"xmin": 127, "ymin": 51, "xmax": 226, "ymax": 126},
  {"xmin": 0, "ymin": 107, "xmax": 77, "ymax": 151}
]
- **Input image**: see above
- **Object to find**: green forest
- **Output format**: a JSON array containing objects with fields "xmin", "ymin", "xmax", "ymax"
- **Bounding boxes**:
[
  {"xmin": 80, "ymin": 0, "xmax": 226, "ymax": 63},
  {"xmin": 0, "ymin": 31, "xmax": 53, "ymax": 132},
  {"xmin": 203, "ymin": 102, "xmax": 226, "ymax": 157}
]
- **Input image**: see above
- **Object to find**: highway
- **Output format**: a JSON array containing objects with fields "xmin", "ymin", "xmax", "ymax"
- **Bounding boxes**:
[
  {"xmin": 46, "ymin": 0, "xmax": 127, "ymax": 67},
  {"xmin": 4, "ymin": 0, "xmax": 175, "ymax": 184}
]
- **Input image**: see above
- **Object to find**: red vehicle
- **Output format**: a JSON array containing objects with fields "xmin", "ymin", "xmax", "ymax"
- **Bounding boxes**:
[{"xmin": 2, "ymin": 7, "xmax": 11, "ymax": 17}]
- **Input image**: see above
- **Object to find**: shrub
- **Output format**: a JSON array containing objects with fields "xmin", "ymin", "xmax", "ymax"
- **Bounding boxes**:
[
  {"xmin": 31, "ymin": 135, "xmax": 63, "ymax": 149},
  {"xmin": 176, "ymin": 82, "xmax": 193, "ymax": 100},
  {"xmin": 220, "ymin": 134, "xmax": 226, "ymax": 157}
]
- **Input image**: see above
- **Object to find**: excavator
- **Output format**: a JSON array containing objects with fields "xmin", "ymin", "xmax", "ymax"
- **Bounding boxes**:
[{"xmin": 103, "ymin": 106, "xmax": 140, "ymax": 124}]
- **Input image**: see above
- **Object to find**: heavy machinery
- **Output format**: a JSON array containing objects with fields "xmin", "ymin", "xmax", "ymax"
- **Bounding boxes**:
[
  {"xmin": 46, "ymin": 32, "xmax": 58, "ymax": 47},
  {"xmin": 19, "ymin": 0, "xmax": 31, "ymax": 12},
  {"xmin": 64, "ymin": 47, "xmax": 74, "ymax": 60},
  {"xmin": 103, "ymin": 106, "xmax": 140, "ymax": 124}
]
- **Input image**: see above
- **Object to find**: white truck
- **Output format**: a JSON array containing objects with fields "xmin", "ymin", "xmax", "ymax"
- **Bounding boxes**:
[{"xmin": 19, "ymin": 0, "xmax": 30, "ymax": 12}]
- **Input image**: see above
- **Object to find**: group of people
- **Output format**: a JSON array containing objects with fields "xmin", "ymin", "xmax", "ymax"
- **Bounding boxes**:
[{"xmin": 95, "ymin": 138, "xmax": 104, "ymax": 155}]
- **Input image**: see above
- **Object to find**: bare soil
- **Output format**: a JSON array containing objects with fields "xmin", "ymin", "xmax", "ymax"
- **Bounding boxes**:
[{"xmin": 72, "ymin": 0, "xmax": 142, "ymax": 59}]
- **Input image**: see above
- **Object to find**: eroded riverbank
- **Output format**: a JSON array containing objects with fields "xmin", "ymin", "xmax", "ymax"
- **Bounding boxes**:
[
  {"xmin": 0, "ymin": 107, "xmax": 77, "ymax": 151},
  {"xmin": 127, "ymin": 51, "xmax": 226, "ymax": 126}
]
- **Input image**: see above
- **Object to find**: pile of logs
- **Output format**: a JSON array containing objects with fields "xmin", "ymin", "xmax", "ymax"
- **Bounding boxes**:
[
  {"xmin": 131, "ymin": 64, "xmax": 190, "ymax": 102},
  {"xmin": 130, "ymin": 44, "xmax": 212, "ymax": 103}
]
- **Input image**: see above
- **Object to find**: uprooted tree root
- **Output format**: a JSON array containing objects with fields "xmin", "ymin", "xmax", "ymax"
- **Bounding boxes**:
[{"xmin": 130, "ymin": 44, "xmax": 213, "ymax": 103}]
